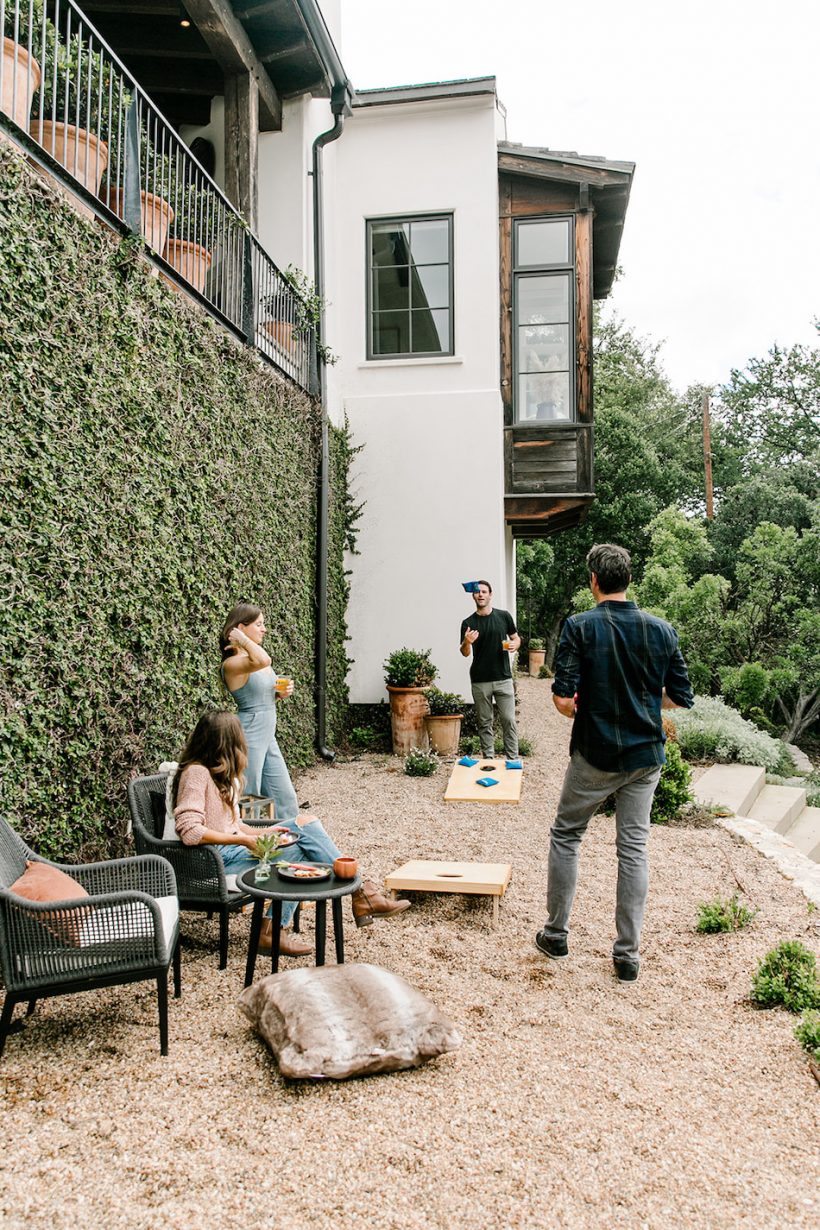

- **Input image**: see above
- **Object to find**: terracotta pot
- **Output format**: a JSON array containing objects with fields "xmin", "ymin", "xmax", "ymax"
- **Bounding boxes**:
[
  {"xmin": 528, "ymin": 649, "xmax": 546, "ymax": 677},
  {"xmin": 100, "ymin": 185, "xmax": 175, "ymax": 256},
  {"xmin": 261, "ymin": 319, "xmax": 295, "ymax": 352},
  {"xmin": 424, "ymin": 714, "xmax": 463, "ymax": 757},
  {"xmin": 29, "ymin": 120, "xmax": 109, "ymax": 193},
  {"xmin": 2, "ymin": 38, "xmax": 41, "ymax": 130},
  {"xmin": 164, "ymin": 236, "xmax": 212, "ymax": 293},
  {"xmin": 387, "ymin": 685, "xmax": 429, "ymax": 755},
  {"xmin": 332, "ymin": 857, "xmax": 359, "ymax": 880}
]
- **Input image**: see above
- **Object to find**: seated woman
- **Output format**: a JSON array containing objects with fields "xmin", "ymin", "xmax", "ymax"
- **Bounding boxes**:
[{"xmin": 173, "ymin": 710, "xmax": 409, "ymax": 958}]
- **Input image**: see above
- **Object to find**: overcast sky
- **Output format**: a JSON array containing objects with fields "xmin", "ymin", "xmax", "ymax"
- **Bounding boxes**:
[{"xmin": 339, "ymin": 0, "xmax": 819, "ymax": 393}]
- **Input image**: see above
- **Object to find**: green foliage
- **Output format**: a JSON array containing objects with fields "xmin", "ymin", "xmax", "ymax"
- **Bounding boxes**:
[
  {"xmin": 794, "ymin": 1010, "xmax": 820, "ymax": 1062},
  {"xmin": 528, "ymin": 638, "xmax": 545, "ymax": 651},
  {"xmin": 404, "ymin": 747, "xmax": 439, "ymax": 777},
  {"xmin": 347, "ymin": 725, "xmax": 383, "ymax": 751},
  {"xmin": 718, "ymin": 662, "xmax": 772, "ymax": 720},
  {"xmin": 537, "ymin": 664, "xmax": 552, "ymax": 679},
  {"xmin": 804, "ymin": 770, "xmax": 820, "ymax": 808},
  {"xmin": 650, "ymin": 741, "xmax": 693, "ymax": 823},
  {"xmin": 281, "ymin": 264, "xmax": 337, "ymax": 367},
  {"xmin": 673, "ymin": 697, "xmax": 793, "ymax": 774},
  {"xmin": 0, "ymin": 145, "xmax": 351, "ymax": 860},
  {"xmin": 696, "ymin": 894, "xmax": 756, "ymax": 933},
  {"xmin": 384, "ymin": 648, "xmax": 437, "ymax": 689},
  {"xmin": 253, "ymin": 832, "xmax": 287, "ymax": 863},
  {"xmin": 424, "ymin": 686, "xmax": 465, "ymax": 717},
  {"xmin": 326, "ymin": 418, "xmax": 363, "ymax": 746},
  {"xmin": 751, "ymin": 941, "xmax": 820, "ymax": 1013}
]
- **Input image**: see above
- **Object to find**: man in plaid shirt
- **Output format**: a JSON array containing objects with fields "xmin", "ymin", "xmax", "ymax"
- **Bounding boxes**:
[{"xmin": 535, "ymin": 543, "xmax": 694, "ymax": 981}]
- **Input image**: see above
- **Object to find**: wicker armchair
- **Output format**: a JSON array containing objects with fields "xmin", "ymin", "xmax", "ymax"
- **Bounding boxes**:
[
  {"xmin": 0, "ymin": 816, "xmax": 181, "ymax": 1062},
  {"xmin": 127, "ymin": 773, "xmax": 271, "ymax": 969}
]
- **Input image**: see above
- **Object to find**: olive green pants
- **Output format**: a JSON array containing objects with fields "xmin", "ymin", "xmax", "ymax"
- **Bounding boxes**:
[{"xmin": 471, "ymin": 678, "xmax": 518, "ymax": 758}]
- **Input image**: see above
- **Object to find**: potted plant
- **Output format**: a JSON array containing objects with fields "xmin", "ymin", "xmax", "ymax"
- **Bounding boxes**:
[
  {"xmin": 384, "ymin": 647, "xmax": 437, "ymax": 755},
  {"xmin": 423, "ymin": 687, "xmax": 465, "ymax": 756},
  {"xmin": 528, "ymin": 637, "xmax": 546, "ymax": 677},
  {"xmin": 282, "ymin": 264, "xmax": 338, "ymax": 366},
  {"xmin": 163, "ymin": 179, "xmax": 216, "ymax": 293},
  {"xmin": 3, "ymin": 3, "xmax": 42, "ymax": 132}
]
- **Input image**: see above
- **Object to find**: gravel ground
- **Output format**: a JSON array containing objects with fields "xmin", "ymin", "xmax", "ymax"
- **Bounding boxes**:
[{"xmin": 2, "ymin": 677, "xmax": 818, "ymax": 1230}]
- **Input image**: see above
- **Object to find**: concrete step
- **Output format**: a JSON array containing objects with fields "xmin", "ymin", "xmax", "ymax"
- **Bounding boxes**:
[
  {"xmin": 693, "ymin": 764, "xmax": 765, "ymax": 816},
  {"xmin": 784, "ymin": 806, "xmax": 820, "ymax": 862},
  {"xmin": 747, "ymin": 784, "xmax": 807, "ymax": 834}
]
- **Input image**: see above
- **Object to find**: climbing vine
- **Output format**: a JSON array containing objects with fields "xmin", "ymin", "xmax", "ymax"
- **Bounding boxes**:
[{"xmin": 0, "ymin": 143, "xmax": 353, "ymax": 860}]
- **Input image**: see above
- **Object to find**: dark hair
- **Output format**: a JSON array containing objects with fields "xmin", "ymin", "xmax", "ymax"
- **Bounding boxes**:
[
  {"xmin": 586, "ymin": 544, "xmax": 631, "ymax": 594},
  {"xmin": 220, "ymin": 602, "xmax": 262, "ymax": 660},
  {"xmin": 477, "ymin": 580, "xmax": 493, "ymax": 593},
  {"xmin": 172, "ymin": 709, "xmax": 248, "ymax": 808}
]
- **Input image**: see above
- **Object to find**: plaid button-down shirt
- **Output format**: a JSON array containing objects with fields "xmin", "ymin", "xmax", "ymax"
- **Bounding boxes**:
[{"xmin": 552, "ymin": 600, "xmax": 694, "ymax": 773}]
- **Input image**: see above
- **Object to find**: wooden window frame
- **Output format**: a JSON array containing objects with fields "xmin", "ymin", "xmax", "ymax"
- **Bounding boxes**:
[{"xmin": 512, "ymin": 215, "xmax": 576, "ymax": 423}]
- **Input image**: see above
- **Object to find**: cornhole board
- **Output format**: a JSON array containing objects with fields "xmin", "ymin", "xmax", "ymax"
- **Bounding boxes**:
[
  {"xmin": 444, "ymin": 758, "xmax": 523, "ymax": 804},
  {"xmin": 384, "ymin": 860, "xmax": 512, "ymax": 927}
]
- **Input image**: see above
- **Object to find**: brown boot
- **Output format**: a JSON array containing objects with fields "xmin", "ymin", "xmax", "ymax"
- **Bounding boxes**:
[
  {"xmin": 258, "ymin": 920, "xmax": 312, "ymax": 957},
  {"xmin": 351, "ymin": 881, "xmax": 411, "ymax": 929}
]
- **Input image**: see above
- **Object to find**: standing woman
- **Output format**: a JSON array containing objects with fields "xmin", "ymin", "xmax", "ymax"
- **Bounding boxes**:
[{"xmin": 220, "ymin": 602, "xmax": 299, "ymax": 821}]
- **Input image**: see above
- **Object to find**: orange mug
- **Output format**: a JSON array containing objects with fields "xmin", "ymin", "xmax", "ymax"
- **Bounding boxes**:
[{"xmin": 333, "ymin": 856, "xmax": 359, "ymax": 879}]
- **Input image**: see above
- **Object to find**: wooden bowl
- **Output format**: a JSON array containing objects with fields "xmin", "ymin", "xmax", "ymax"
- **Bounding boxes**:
[{"xmin": 333, "ymin": 857, "xmax": 359, "ymax": 879}]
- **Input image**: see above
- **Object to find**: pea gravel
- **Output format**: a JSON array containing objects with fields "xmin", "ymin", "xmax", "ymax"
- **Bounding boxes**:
[{"xmin": 1, "ymin": 678, "xmax": 818, "ymax": 1229}]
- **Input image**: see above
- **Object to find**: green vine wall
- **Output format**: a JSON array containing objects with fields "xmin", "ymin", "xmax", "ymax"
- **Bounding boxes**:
[{"xmin": 0, "ymin": 144, "xmax": 354, "ymax": 861}]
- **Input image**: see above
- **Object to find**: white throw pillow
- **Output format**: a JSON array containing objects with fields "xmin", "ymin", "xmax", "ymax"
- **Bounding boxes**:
[{"xmin": 78, "ymin": 896, "xmax": 179, "ymax": 951}]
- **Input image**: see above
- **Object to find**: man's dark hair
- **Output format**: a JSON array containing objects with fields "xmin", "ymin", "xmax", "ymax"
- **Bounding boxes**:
[
  {"xmin": 586, "ymin": 544, "xmax": 631, "ymax": 594},
  {"xmin": 477, "ymin": 579, "xmax": 493, "ymax": 593}
]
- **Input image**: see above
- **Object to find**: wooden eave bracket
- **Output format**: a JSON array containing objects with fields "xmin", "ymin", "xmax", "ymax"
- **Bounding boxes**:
[{"xmin": 183, "ymin": 0, "xmax": 283, "ymax": 130}]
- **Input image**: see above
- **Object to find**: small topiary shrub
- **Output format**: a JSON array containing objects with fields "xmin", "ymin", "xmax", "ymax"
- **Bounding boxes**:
[
  {"xmin": 696, "ymin": 894, "xmax": 757, "ymax": 933},
  {"xmin": 650, "ymin": 741, "xmax": 693, "ymax": 823},
  {"xmin": 794, "ymin": 1010, "xmax": 820, "ymax": 1062},
  {"xmin": 384, "ymin": 648, "xmax": 437, "ymax": 689},
  {"xmin": 424, "ymin": 687, "xmax": 465, "ymax": 716},
  {"xmin": 404, "ymin": 747, "xmax": 439, "ymax": 777},
  {"xmin": 538, "ymin": 665, "xmax": 552, "ymax": 679},
  {"xmin": 751, "ymin": 941, "xmax": 820, "ymax": 1013},
  {"xmin": 673, "ymin": 696, "xmax": 794, "ymax": 775}
]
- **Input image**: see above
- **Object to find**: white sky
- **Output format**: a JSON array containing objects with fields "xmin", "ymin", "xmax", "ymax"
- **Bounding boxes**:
[{"xmin": 338, "ymin": 0, "xmax": 820, "ymax": 393}]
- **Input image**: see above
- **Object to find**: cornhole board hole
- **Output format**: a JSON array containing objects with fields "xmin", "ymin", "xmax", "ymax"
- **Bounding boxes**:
[
  {"xmin": 384, "ymin": 860, "xmax": 512, "ymax": 927},
  {"xmin": 444, "ymin": 758, "xmax": 523, "ymax": 804}
]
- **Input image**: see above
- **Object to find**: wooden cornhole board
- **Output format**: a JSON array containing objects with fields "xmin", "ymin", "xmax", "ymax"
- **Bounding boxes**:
[
  {"xmin": 444, "ymin": 758, "xmax": 523, "ymax": 804},
  {"xmin": 384, "ymin": 860, "xmax": 512, "ymax": 927}
]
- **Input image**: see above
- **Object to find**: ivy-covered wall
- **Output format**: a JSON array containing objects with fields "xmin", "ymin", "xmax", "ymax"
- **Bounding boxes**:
[{"xmin": 0, "ymin": 144, "xmax": 353, "ymax": 861}]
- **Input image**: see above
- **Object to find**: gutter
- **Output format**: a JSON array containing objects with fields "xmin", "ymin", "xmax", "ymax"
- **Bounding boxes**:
[{"xmin": 297, "ymin": 0, "xmax": 354, "ymax": 761}]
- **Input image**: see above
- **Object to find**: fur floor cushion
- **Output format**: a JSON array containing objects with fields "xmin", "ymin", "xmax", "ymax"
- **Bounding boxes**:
[{"xmin": 238, "ymin": 962, "xmax": 462, "ymax": 1080}]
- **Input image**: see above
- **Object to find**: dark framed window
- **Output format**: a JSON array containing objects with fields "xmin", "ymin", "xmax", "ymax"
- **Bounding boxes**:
[
  {"xmin": 513, "ymin": 216, "xmax": 575, "ymax": 422},
  {"xmin": 367, "ymin": 214, "xmax": 454, "ymax": 359}
]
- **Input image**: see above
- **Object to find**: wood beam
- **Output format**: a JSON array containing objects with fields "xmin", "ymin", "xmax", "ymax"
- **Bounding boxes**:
[
  {"xmin": 224, "ymin": 70, "xmax": 258, "ymax": 230},
  {"xmin": 498, "ymin": 152, "xmax": 631, "ymax": 189},
  {"xmin": 260, "ymin": 36, "xmax": 310, "ymax": 65},
  {"xmin": 183, "ymin": 0, "xmax": 282, "ymax": 130}
]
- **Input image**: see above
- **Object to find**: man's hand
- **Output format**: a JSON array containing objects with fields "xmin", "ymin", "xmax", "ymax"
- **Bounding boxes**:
[
  {"xmin": 464, "ymin": 628, "xmax": 478, "ymax": 644},
  {"xmin": 508, "ymin": 633, "xmax": 521, "ymax": 652},
  {"xmin": 552, "ymin": 694, "xmax": 576, "ymax": 720}
]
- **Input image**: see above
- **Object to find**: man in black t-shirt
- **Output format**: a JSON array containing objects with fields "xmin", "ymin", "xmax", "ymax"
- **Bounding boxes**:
[{"xmin": 459, "ymin": 580, "xmax": 521, "ymax": 758}]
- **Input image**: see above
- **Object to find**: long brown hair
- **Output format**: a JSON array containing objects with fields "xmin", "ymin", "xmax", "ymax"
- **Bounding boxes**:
[
  {"xmin": 220, "ymin": 601, "xmax": 262, "ymax": 661},
  {"xmin": 172, "ymin": 709, "xmax": 248, "ymax": 808}
]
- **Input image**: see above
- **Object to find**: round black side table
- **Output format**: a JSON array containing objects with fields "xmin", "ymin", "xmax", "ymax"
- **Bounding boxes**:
[{"xmin": 238, "ymin": 864, "xmax": 362, "ymax": 986}]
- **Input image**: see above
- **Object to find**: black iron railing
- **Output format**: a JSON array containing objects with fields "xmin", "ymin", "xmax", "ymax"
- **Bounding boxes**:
[{"xmin": 1, "ymin": 0, "xmax": 313, "ymax": 391}]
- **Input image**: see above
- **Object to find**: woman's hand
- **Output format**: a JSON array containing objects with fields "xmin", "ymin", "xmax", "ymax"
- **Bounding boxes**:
[
  {"xmin": 228, "ymin": 627, "xmax": 248, "ymax": 647},
  {"xmin": 275, "ymin": 677, "xmax": 295, "ymax": 699}
]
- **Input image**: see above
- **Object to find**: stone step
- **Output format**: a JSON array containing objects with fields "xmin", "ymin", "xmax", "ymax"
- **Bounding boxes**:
[
  {"xmin": 784, "ymin": 806, "xmax": 820, "ymax": 862},
  {"xmin": 693, "ymin": 764, "xmax": 765, "ymax": 816},
  {"xmin": 747, "ymin": 784, "xmax": 807, "ymax": 834}
]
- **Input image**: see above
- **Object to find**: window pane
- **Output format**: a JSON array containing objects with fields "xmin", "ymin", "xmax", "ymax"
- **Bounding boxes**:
[
  {"xmin": 373, "ymin": 310, "xmax": 411, "ymax": 355},
  {"xmin": 516, "ymin": 219, "xmax": 570, "ymax": 267},
  {"xmin": 411, "ymin": 308, "xmax": 449, "ymax": 353},
  {"xmin": 373, "ymin": 265, "xmax": 410, "ymax": 312},
  {"xmin": 411, "ymin": 264, "xmax": 450, "ymax": 310},
  {"xmin": 517, "ymin": 373, "xmax": 571, "ymax": 422},
  {"xmin": 517, "ymin": 274, "xmax": 569, "ymax": 325},
  {"xmin": 518, "ymin": 324, "xmax": 569, "ymax": 373},
  {"xmin": 409, "ymin": 219, "xmax": 449, "ymax": 265},
  {"xmin": 371, "ymin": 222, "xmax": 410, "ymax": 267}
]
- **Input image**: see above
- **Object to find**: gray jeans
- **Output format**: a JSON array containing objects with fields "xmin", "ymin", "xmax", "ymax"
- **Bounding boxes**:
[
  {"xmin": 542, "ymin": 751, "xmax": 662, "ymax": 962},
  {"xmin": 471, "ymin": 678, "xmax": 518, "ymax": 758}
]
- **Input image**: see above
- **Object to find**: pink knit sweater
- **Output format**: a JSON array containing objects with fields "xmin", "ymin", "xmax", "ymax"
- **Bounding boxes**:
[{"xmin": 174, "ymin": 763, "xmax": 244, "ymax": 846}]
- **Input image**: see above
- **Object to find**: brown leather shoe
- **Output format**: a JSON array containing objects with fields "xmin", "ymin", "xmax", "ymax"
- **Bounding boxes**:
[
  {"xmin": 351, "ymin": 881, "xmax": 411, "ymax": 928},
  {"xmin": 257, "ymin": 921, "xmax": 312, "ymax": 957}
]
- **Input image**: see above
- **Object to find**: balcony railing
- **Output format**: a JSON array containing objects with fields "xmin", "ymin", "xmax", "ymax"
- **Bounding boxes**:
[{"xmin": 1, "ymin": 0, "xmax": 314, "ymax": 392}]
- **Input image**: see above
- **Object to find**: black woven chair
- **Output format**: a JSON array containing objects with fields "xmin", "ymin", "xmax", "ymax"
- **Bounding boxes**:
[
  {"xmin": 127, "ymin": 773, "xmax": 278, "ymax": 970},
  {"xmin": 0, "ymin": 816, "xmax": 181, "ymax": 1062}
]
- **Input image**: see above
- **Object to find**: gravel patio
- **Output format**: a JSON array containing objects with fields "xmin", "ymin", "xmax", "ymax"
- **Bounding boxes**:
[{"xmin": 1, "ymin": 676, "xmax": 818, "ymax": 1229}]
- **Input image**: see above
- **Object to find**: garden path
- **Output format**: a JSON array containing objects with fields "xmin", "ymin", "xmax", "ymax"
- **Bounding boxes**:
[{"xmin": 1, "ymin": 677, "xmax": 818, "ymax": 1229}]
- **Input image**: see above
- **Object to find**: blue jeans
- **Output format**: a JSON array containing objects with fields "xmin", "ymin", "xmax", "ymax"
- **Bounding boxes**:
[
  {"xmin": 219, "ymin": 818, "xmax": 342, "ymax": 929},
  {"xmin": 542, "ymin": 751, "xmax": 662, "ymax": 962}
]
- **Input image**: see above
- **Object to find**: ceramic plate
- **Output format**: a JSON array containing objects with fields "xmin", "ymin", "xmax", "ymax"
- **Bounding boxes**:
[{"xmin": 275, "ymin": 862, "xmax": 332, "ymax": 882}]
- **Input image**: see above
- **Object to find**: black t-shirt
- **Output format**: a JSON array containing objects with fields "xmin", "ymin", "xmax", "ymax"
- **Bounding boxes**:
[{"xmin": 459, "ymin": 608, "xmax": 517, "ymax": 683}]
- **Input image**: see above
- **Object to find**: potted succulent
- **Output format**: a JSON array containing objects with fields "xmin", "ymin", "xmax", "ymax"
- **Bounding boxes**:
[
  {"xmin": 528, "ymin": 638, "xmax": 547, "ymax": 677},
  {"xmin": 422, "ymin": 687, "xmax": 465, "ymax": 757},
  {"xmin": 3, "ymin": 3, "xmax": 42, "ymax": 131},
  {"xmin": 384, "ymin": 647, "xmax": 437, "ymax": 755}
]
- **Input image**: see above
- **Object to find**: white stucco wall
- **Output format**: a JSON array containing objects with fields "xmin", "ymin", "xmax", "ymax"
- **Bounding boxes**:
[{"xmin": 324, "ymin": 93, "xmax": 512, "ymax": 702}]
